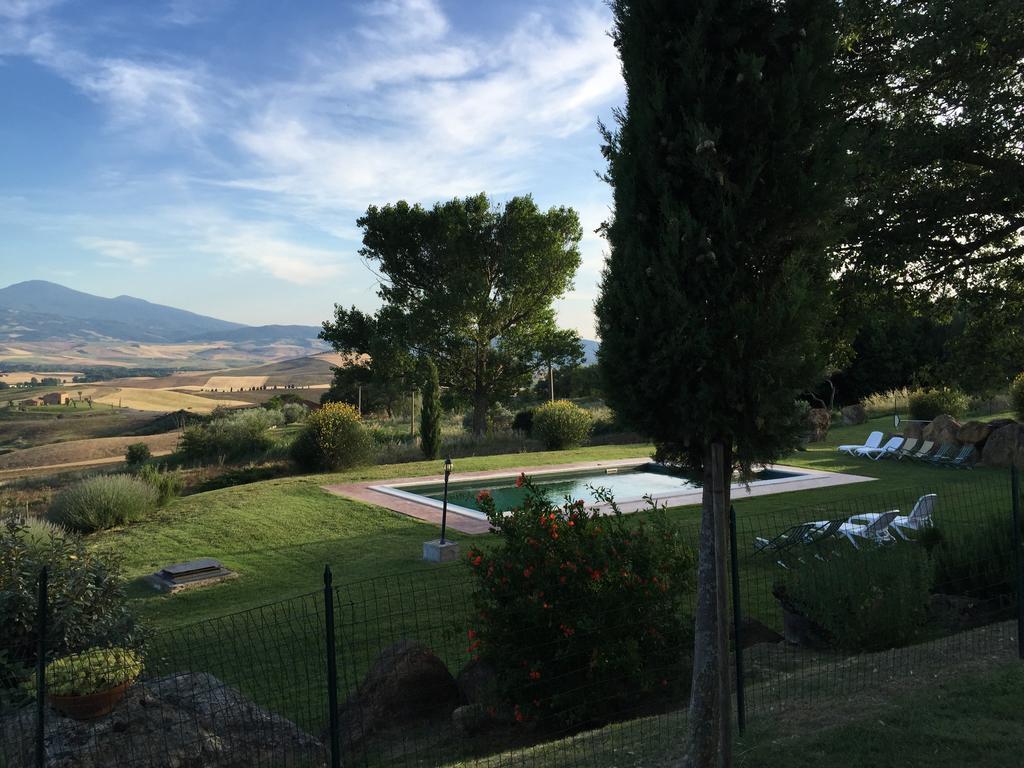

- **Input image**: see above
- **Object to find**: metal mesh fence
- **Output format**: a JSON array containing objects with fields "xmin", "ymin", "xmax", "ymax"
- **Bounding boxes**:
[{"xmin": 2, "ymin": 468, "xmax": 1021, "ymax": 767}]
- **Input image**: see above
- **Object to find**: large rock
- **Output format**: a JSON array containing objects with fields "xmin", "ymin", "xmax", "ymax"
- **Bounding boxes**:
[
  {"xmin": 735, "ymin": 617, "xmax": 783, "ymax": 649},
  {"xmin": 922, "ymin": 414, "xmax": 961, "ymax": 445},
  {"xmin": 334, "ymin": 639, "xmax": 461, "ymax": 750},
  {"xmin": 904, "ymin": 420, "xmax": 925, "ymax": 440},
  {"xmin": 957, "ymin": 420, "xmax": 995, "ymax": 448},
  {"xmin": 841, "ymin": 404, "xmax": 867, "ymax": 426},
  {"xmin": 456, "ymin": 658, "xmax": 498, "ymax": 706},
  {"xmin": 981, "ymin": 423, "xmax": 1024, "ymax": 468},
  {"xmin": 806, "ymin": 408, "xmax": 831, "ymax": 443},
  {"xmin": 0, "ymin": 672, "xmax": 324, "ymax": 768}
]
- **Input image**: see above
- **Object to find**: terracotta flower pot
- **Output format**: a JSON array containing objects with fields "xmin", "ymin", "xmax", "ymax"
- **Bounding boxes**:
[{"xmin": 49, "ymin": 680, "xmax": 133, "ymax": 721}]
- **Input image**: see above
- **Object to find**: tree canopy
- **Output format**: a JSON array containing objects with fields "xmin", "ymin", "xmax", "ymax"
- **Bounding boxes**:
[{"xmin": 321, "ymin": 193, "xmax": 583, "ymax": 435}]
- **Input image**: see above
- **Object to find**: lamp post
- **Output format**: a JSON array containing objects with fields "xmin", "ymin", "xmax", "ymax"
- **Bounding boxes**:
[{"xmin": 440, "ymin": 456, "xmax": 453, "ymax": 545}]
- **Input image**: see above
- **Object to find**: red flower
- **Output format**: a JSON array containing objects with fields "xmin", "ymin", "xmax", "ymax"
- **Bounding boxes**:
[
  {"xmin": 515, "ymin": 473, "xmax": 526, "ymax": 488},
  {"xmin": 476, "ymin": 489, "xmax": 491, "ymax": 504},
  {"xmin": 514, "ymin": 705, "xmax": 524, "ymax": 723},
  {"xmin": 560, "ymin": 623, "xmax": 575, "ymax": 637},
  {"xmin": 529, "ymin": 670, "xmax": 541, "ymax": 680},
  {"xmin": 467, "ymin": 629, "xmax": 477, "ymax": 639},
  {"xmin": 470, "ymin": 555, "xmax": 482, "ymax": 567},
  {"xmin": 523, "ymin": 566, "xmax": 534, "ymax": 578}
]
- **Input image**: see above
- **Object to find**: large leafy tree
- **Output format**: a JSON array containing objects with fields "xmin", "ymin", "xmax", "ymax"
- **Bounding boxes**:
[
  {"xmin": 324, "ymin": 194, "xmax": 583, "ymax": 436},
  {"xmin": 838, "ymin": 0, "xmax": 1024, "ymax": 292},
  {"xmin": 596, "ymin": 0, "xmax": 842, "ymax": 764}
]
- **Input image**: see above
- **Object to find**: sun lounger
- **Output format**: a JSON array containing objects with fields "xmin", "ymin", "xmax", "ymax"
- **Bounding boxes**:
[
  {"xmin": 934, "ymin": 445, "xmax": 976, "ymax": 469},
  {"xmin": 856, "ymin": 436, "xmax": 904, "ymax": 460},
  {"xmin": 892, "ymin": 438, "xmax": 919, "ymax": 459},
  {"xmin": 848, "ymin": 494, "xmax": 936, "ymax": 539},
  {"xmin": 754, "ymin": 519, "xmax": 844, "ymax": 566},
  {"xmin": 901, "ymin": 440, "xmax": 934, "ymax": 461},
  {"xmin": 924, "ymin": 444, "xmax": 957, "ymax": 464},
  {"xmin": 809, "ymin": 511, "xmax": 899, "ymax": 547},
  {"xmin": 837, "ymin": 431, "xmax": 883, "ymax": 456}
]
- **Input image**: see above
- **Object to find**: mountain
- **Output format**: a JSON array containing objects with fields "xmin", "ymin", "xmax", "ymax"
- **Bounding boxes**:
[
  {"xmin": 0, "ymin": 281, "xmax": 321, "ymax": 345},
  {"xmin": 581, "ymin": 338, "xmax": 599, "ymax": 365}
]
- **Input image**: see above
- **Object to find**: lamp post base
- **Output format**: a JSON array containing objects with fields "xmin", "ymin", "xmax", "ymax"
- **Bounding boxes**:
[{"xmin": 423, "ymin": 539, "xmax": 460, "ymax": 563}]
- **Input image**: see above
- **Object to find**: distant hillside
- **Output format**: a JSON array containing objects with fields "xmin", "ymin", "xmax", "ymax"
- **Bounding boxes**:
[
  {"xmin": 0, "ymin": 281, "xmax": 322, "ymax": 347},
  {"xmin": 581, "ymin": 339, "xmax": 599, "ymax": 365},
  {"xmin": 0, "ymin": 281, "xmax": 244, "ymax": 342},
  {"xmin": 188, "ymin": 324, "xmax": 323, "ymax": 344}
]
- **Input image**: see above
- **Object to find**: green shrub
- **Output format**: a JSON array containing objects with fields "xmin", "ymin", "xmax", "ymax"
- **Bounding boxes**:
[
  {"xmin": 467, "ymin": 480, "xmax": 695, "ymax": 728},
  {"xmin": 0, "ymin": 514, "xmax": 139, "ymax": 706},
  {"xmin": 419, "ymin": 358, "xmax": 442, "ymax": 459},
  {"xmin": 531, "ymin": 400, "xmax": 594, "ymax": 449},
  {"xmin": 280, "ymin": 402, "xmax": 308, "ymax": 424},
  {"xmin": 860, "ymin": 388, "xmax": 911, "ymax": 419},
  {"xmin": 511, "ymin": 408, "xmax": 534, "ymax": 435},
  {"xmin": 776, "ymin": 543, "xmax": 931, "ymax": 652},
  {"xmin": 134, "ymin": 464, "xmax": 183, "ymax": 506},
  {"xmin": 1012, "ymin": 372, "xmax": 1024, "ymax": 420},
  {"xmin": 291, "ymin": 402, "xmax": 373, "ymax": 471},
  {"xmin": 50, "ymin": 475, "xmax": 157, "ymax": 532},
  {"xmin": 178, "ymin": 408, "xmax": 283, "ymax": 463},
  {"xmin": 908, "ymin": 387, "xmax": 969, "ymax": 421},
  {"xmin": 43, "ymin": 647, "xmax": 143, "ymax": 697},
  {"xmin": 932, "ymin": 517, "xmax": 1017, "ymax": 602},
  {"xmin": 124, "ymin": 442, "xmax": 151, "ymax": 467},
  {"xmin": 15, "ymin": 517, "xmax": 68, "ymax": 557}
]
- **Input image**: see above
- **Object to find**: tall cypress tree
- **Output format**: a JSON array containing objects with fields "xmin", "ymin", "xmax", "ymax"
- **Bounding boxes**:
[
  {"xmin": 596, "ymin": 0, "xmax": 842, "ymax": 764},
  {"xmin": 419, "ymin": 357, "xmax": 443, "ymax": 460}
]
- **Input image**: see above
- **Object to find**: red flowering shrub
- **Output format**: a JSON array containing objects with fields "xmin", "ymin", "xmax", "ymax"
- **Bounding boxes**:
[{"xmin": 465, "ymin": 477, "xmax": 695, "ymax": 729}]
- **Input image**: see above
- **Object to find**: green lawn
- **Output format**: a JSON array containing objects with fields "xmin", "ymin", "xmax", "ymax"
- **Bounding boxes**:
[{"xmin": 81, "ymin": 414, "xmax": 1020, "ymax": 756}]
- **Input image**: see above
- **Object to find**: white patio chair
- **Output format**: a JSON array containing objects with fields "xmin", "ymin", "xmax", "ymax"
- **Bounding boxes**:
[
  {"xmin": 849, "ymin": 494, "xmax": 937, "ymax": 540},
  {"xmin": 837, "ymin": 431, "xmax": 884, "ymax": 456},
  {"xmin": 856, "ymin": 436, "xmax": 904, "ymax": 460}
]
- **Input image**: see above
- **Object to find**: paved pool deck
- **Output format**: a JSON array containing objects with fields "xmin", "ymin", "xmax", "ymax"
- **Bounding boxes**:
[{"xmin": 322, "ymin": 457, "xmax": 876, "ymax": 536}]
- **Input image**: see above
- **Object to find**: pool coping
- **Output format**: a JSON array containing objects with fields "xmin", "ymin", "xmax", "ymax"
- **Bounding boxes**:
[{"xmin": 322, "ymin": 458, "xmax": 876, "ymax": 535}]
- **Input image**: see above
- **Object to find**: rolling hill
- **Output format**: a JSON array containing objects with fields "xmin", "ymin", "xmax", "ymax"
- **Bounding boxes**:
[{"xmin": 0, "ymin": 281, "xmax": 322, "ymax": 346}]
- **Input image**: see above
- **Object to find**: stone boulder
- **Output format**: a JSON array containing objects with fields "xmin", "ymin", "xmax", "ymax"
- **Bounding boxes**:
[
  {"xmin": 922, "ymin": 414, "xmax": 961, "ymax": 446},
  {"xmin": 452, "ymin": 704, "xmax": 489, "ymax": 736},
  {"xmin": 956, "ymin": 420, "xmax": 995, "ymax": 448},
  {"xmin": 0, "ymin": 672, "xmax": 324, "ymax": 768},
  {"xmin": 334, "ymin": 639, "xmax": 461, "ymax": 750},
  {"xmin": 981, "ymin": 423, "xmax": 1024, "ymax": 468},
  {"xmin": 806, "ymin": 408, "xmax": 831, "ymax": 443},
  {"xmin": 841, "ymin": 404, "xmax": 867, "ymax": 426},
  {"xmin": 903, "ymin": 420, "xmax": 925, "ymax": 440}
]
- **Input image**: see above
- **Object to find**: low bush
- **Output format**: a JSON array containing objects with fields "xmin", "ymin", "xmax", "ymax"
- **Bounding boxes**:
[
  {"xmin": 0, "ymin": 514, "xmax": 139, "ymax": 706},
  {"xmin": 291, "ymin": 402, "xmax": 373, "ymax": 471},
  {"xmin": 124, "ymin": 442, "xmax": 151, "ymax": 467},
  {"xmin": 511, "ymin": 408, "xmax": 534, "ymax": 435},
  {"xmin": 908, "ymin": 387, "xmax": 969, "ymax": 421},
  {"xmin": 531, "ymin": 400, "xmax": 593, "ymax": 450},
  {"xmin": 462, "ymin": 403, "xmax": 515, "ymax": 434},
  {"xmin": 1012, "ymin": 372, "xmax": 1024, "ymax": 420},
  {"xmin": 50, "ymin": 475, "xmax": 157, "ymax": 532},
  {"xmin": 134, "ymin": 464, "xmax": 183, "ymax": 506},
  {"xmin": 14, "ymin": 517, "xmax": 68, "ymax": 556},
  {"xmin": 280, "ymin": 402, "xmax": 308, "ymax": 424},
  {"xmin": 467, "ymin": 480, "xmax": 695, "ymax": 728},
  {"xmin": 43, "ymin": 647, "xmax": 143, "ymax": 697},
  {"xmin": 178, "ymin": 408, "xmax": 283, "ymax": 463},
  {"xmin": 776, "ymin": 543, "xmax": 931, "ymax": 652},
  {"xmin": 932, "ymin": 517, "xmax": 1017, "ymax": 602},
  {"xmin": 860, "ymin": 388, "xmax": 911, "ymax": 419}
]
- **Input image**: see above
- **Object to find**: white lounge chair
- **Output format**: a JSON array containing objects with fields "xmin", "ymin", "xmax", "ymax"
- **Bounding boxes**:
[
  {"xmin": 848, "ymin": 494, "xmax": 937, "ymax": 540},
  {"xmin": 901, "ymin": 440, "xmax": 934, "ymax": 461},
  {"xmin": 856, "ymin": 436, "xmax": 904, "ymax": 460},
  {"xmin": 809, "ymin": 511, "xmax": 899, "ymax": 547},
  {"xmin": 837, "ymin": 431, "xmax": 883, "ymax": 456}
]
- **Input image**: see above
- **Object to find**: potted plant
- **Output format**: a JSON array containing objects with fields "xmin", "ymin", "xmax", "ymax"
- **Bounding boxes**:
[{"xmin": 45, "ymin": 647, "xmax": 143, "ymax": 720}]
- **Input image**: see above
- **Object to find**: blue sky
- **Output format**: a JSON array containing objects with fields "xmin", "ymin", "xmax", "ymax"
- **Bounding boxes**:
[{"xmin": 0, "ymin": 0, "xmax": 623, "ymax": 336}]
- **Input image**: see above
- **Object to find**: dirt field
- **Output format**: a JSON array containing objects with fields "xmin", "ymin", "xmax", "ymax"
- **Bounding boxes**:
[
  {"xmin": 0, "ymin": 409, "xmax": 157, "ymax": 450},
  {"xmin": 0, "ymin": 371, "xmax": 82, "ymax": 384},
  {"xmin": 0, "ymin": 432, "xmax": 179, "ymax": 472},
  {"xmin": 200, "ymin": 375, "xmax": 269, "ymax": 390},
  {"xmin": 86, "ymin": 386, "xmax": 249, "ymax": 413}
]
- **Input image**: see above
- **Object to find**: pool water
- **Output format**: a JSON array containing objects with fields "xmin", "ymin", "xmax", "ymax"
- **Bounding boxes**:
[{"xmin": 407, "ymin": 465, "xmax": 800, "ymax": 513}]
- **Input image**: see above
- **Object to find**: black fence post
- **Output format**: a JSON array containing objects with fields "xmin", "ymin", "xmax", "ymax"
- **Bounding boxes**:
[
  {"xmin": 35, "ymin": 566, "xmax": 48, "ymax": 768},
  {"xmin": 324, "ymin": 566, "xmax": 342, "ymax": 768},
  {"xmin": 729, "ymin": 506, "xmax": 746, "ymax": 734},
  {"xmin": 1012, "ymin": 466, "xmax": 1023, "ymax": 661}
]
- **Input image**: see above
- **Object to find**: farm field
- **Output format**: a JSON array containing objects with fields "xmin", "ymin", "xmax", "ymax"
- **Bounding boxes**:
[
  {"xmin": 0, "ymin": 432, "xmax": 178, "ymax": 472},
  {"xmin": 0, "ymin": 408, "xmax": 155, "ymax": 450},
  {"xmin": 0, "ymin": 370, "xmax": 81, "ymax": 384}
]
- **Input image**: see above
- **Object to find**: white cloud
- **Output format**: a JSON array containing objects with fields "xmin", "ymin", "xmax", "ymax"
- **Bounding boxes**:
[
  {"xmin": 77, "ymin": 236, "xmax": 151, "ymax": 266},
  {"xmin": 0, "ymin": 0, "xmax": 61, "ymax": 20}
]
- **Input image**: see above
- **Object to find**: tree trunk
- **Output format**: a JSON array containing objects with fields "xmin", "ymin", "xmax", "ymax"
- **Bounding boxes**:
[
  {"xmin": 472, "ymin": 391, "xmax": 488, "ymax": 438},
  {"xmin": 679, "ymin": 440, "xmax": 732, "ymax": 768}
]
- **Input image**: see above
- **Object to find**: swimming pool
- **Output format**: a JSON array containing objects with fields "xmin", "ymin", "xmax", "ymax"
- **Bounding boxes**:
[{"xmin": 373, "ymin": 462, "xmax": 809, "ymax": 519}]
